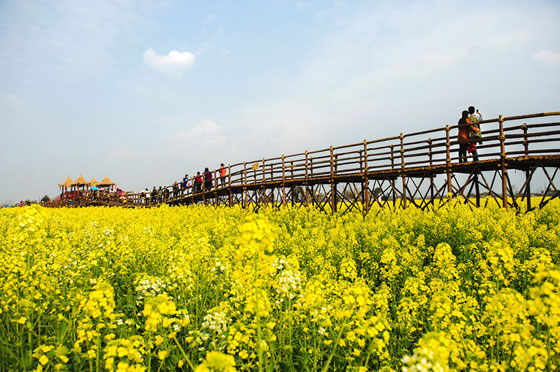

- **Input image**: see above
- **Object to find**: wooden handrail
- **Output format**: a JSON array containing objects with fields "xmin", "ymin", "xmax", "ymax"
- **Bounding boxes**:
[{"xmin": 54, "ymin": 111, "xmax": 560, "ymax": 207}]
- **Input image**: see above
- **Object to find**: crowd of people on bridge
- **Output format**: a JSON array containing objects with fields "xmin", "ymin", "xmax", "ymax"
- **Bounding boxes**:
[
  {"xmin": 139, "ymin": 163, "xmax": 228, "ymax": 205},
  {"xmin": 457, "ymin": 105, "xmax": 483, "ymax": 163},
  {"xmin": 136, "ymin": 107, "xmax": 484, "ymax": 206}
]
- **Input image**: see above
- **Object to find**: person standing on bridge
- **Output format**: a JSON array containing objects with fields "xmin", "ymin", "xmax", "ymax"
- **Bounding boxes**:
[
  {"xmin": 164, "ymin": 186, "xmax": 170, "ymax": 202},
  {"xmin": 467, "ymin": 106, "xmax": 481, "ymax": 162},
  {"xmin": 219, "ymin": 163, "xmax": 227, "ymax": 186},
  {"xmin": 151, "ymin": 186, "xmax": 157, "ymax": 204},
  {"xmin": 182, "ymin": 174, "xmax": 189, "ymax": 196},
  {"xmin": 458, "ymin": 110, "xmax": 469, "ymax": 163},
  {"xmin": 204, "ymin": 167, "xmax": 213, "ymax": 191},
  {"xmin": 194, "ymin": 172, "xmax": 203, "ymax": 193}
]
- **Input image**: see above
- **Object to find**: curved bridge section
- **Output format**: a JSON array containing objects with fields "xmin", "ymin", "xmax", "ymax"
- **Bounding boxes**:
[{"xmin": 61, "ymin": 111, "xmax": 560, "ymax": 213}]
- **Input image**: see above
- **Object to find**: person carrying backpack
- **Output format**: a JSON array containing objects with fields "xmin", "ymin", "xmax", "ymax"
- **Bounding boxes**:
[
  {"xmin": 467, "ymin": 106, "xmax": 482, "ymax": 162},
  {"xmin": 467, "ymin": 106, "xmax": 482, "ymax": 139}
]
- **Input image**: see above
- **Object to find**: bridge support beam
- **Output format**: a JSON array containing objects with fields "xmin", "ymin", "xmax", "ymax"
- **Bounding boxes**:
[{"xmin": 499, "ymin": 115, "xmax": 508, "ymax": 209}]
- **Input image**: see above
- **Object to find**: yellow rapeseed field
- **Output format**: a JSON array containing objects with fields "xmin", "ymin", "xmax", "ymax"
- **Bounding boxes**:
[{"xmin": 0, "ymin": 202, "xmax": 559, "ymax": 371}]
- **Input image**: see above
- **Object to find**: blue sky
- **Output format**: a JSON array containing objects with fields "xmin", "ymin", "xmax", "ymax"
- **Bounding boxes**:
[{"xmin": 1, "ymin": 0, "xmax": 559, "ymax": 202}]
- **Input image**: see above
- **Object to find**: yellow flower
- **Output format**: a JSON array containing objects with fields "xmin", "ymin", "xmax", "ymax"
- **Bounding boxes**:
[
  {"xmin": 39, "ymin": 355, "xmax": 49, "ymax": 366},
  {"xmin": 195, "ymin": 351, "xmax": 237, "ymax": 372}
]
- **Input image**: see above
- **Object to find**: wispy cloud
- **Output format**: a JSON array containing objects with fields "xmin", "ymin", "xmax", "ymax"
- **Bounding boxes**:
[
  {"xmin": 232, "ymin": 0, "xmax": 560, "ymax": 153},
  {"xmin": 533, "ymin": 49, "xmax": 560, "ymax": 64},
  {"xmin": 0, "ymin": 91, "xmax": 27, "ymax": 110},
  {"xmin": 105, "ymin": 146, "xmax": 140, "ymax": 163},
  {"xmin": 171, "ymin": 119, "xmax": 226, "ymax": 147},
  {"xmin": 0, "ymin": 1, "xmax": 144, "ymax": 81},
  {"xmin": 143, "ymin": 48, "xmax": 195, "ymax": 76}
]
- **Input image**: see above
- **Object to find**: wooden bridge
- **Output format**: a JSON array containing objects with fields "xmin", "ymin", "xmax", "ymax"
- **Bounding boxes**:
[{"xmin": 55, "ymin": 111, "xmax": 560, "ymax": 214}]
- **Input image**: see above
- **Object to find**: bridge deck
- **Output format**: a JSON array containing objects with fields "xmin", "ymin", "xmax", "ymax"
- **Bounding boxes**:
[
  {"xmin": 165, "ymin": 154, "xmax": 560, "ymax": 205},
  {"xmin": 49, "ymin": 111, "xmax": 560, "ymax": 212}
]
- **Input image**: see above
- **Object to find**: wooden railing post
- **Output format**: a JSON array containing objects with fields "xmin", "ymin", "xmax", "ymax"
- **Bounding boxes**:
[
  {"xmin": 291, "ymin": 160, "xmax": 295, "ymax": 206},
  {"xmin": 214, "ymin": 169, "xmax": 218, "ymax": 206},
  {"xmin": 400, "ymin": 133, "xmax": 407, "ymax": 208},
  {"xmin": 269, "ymin": 163, "xmax": 274, "ymax": 206},
  {"xmin": 522, "ymin": 123, "xmax": 531, "ymax": 210},
  {"xmin": 522, "ymin": 123, "xmax": 529, "ymax": 158},
  {"xmin": 304, "ymin": 151, "xmax": 309, "ymax": 207},
  {"xmin": 445, "ymin": 125, "xmax": 452, "ymax": 197},
  {"xmin": 282, "ymin": 155, "xmax": 286, "ymax": 208},
  {"xmin": 330, "ymin": 146, "xmax": 336, "ymax": 213},
  {"xmin": 428, "ymin": 138, "xmax": 434, "ymax": 205},
  {"xmin": 262, "ymin": 158, "xmax": 266, "ymax": 206},
  {"xmin": 243, "ymin": 162, "xmax": 247, "ymax": 209},
  {"xmin": 228, "ymin": 164, "xmax": 232, "ymax": 207},
  {"xmin": 390, "ymin": 144, "xmax": 396, "ymax": 207},
  {"xmin": 363, "ymin": 140, "xmax": 369, "ymax": 215},
  {"xmin": 309, "ymin": 157, "xmax": 314, "ymax": 207},
  {"xmin": 499, "ymin": 115, "xmax": 508, "ymax": 209}
]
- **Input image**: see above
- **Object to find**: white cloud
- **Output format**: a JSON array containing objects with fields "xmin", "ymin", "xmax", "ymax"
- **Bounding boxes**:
[
  {"xmin": 188, "ymin": 119, "xmax": 221, "ymax": 137},
  {"xmin": 143, "ymin": 48, "xmax": 195, "ymax": 76},
  {"xmin": 105, "ymin": 147, "xmax": 140, "ymax": 162},
  {"xmin": 420, "ymin": 53, "xmax": 454, "ymax": 65},
  {"xmin": 533, "ymin": 50, "xmax": 560, "ymax": 64},
  {"xmin": 171, "ymin": 119, "xmax": 226, "ymax": 147},
  {"xmin": 231, "ymin": 0, "xmax": 560, "ymax": 155},
  {"xmin": 0, "ymin": 91, "xmax": 26, "ymax": 110}
]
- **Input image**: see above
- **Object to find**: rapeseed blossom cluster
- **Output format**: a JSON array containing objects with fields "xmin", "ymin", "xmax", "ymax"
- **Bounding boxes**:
[{"xmin": 0, "ymin": 202, "xmax": 559, "ymax": 371}]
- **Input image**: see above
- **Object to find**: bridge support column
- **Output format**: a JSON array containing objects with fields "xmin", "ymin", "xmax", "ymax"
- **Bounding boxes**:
[
  {"xmin": 499, "ymin": 115, "xmax": 508, "ymax": 209},
  {"xmin": 475, "ymin": 172, "xmax": 480, "ymax": 207},
  {"xmin": 330, "ymin": 146, "xmax": 336, "ymax": 214},
  {"xmin": 400, "ymin": 133, "xmax": 407, "ymax": 208},
  {"xmin": 363, "ymin": 140, "xmax": 369, "ymax": 215},
  {"xmin": 522, "ymin": 123, "xmax": 532, "ymax": 211},
  {"xmin": 445, "ymin": 125, "xmax": 452, "ymax": 197},
  {"xmin": 390, "ymin": 145, "xmax": 396, "ymax": 207},
  {"xmin": 282, "ymin": 155, "xmax": 286, "ymax": 208}
]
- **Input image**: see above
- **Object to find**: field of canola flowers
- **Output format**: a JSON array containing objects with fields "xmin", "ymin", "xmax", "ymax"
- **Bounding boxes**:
[{"xmin": 1, "ymin": 202, "xmax": 559, "ymax": 372}]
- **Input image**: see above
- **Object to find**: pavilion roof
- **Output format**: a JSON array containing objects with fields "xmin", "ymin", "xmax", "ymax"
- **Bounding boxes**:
[
  {"xmin": 58, "ymin": 176, "xmax": 73, "ymax": 188},
  {"xmin": 90, "ymin": 177, "xmax": 99, "ymax": 187},
  {"xmin": 71, "ymin": 174, "xmax": 90, "ymax": 186},
  {"xmin": 97, "ymin": 176, "xmax": 117, "ymax": 186}
]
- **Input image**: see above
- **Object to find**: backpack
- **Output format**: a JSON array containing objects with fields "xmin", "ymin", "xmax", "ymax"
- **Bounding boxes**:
[{"xmin": 468, "ymin": 115, "xmax": 482, "ymax": 138}]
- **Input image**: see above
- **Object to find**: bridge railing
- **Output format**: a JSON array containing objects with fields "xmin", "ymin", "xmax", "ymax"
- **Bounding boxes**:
[{"xmin": 121, "ymin": 111, "xmax": 560, "ymax": 205}]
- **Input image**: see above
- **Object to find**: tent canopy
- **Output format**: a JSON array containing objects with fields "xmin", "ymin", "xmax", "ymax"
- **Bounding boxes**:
[{"xmin": 90, "ymin": 177, "xmax": 99, "ymax": 187}]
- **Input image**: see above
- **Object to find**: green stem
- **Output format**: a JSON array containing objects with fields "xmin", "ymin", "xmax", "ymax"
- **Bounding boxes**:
[
  {"xmin": 546, "ymin": 330, "xmax": 551, "ymax": 372},
  {"xmin": 254, "ymin": 255, "xmax": 264, "ymax": 372},
  {"xmin": 96, "ymin": 334, "xmax": 101, "ymax": 372},
  {"xmin": 172, "ymin": 335, "xmax": 196, "ymax": 371},
  {"xmin": 27, "ymin": 313, "xmax": 32, "ymax": 369},
  {"xmin": 321, "ymin": 324, "xmax": 346, "ymax": 372}
]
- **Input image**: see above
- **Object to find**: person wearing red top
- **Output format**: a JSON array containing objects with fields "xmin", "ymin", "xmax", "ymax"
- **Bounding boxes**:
[
  {"xmin": 219, "ymin": 163, "xmax": 227, "ymax": 186},
  {"xmin": 194, "ymin": 172, "xmax": 203, "ymax": 193},
  {"xmin": 457, "ymin": 110, "xmax": 469, "ymax": 163}
]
